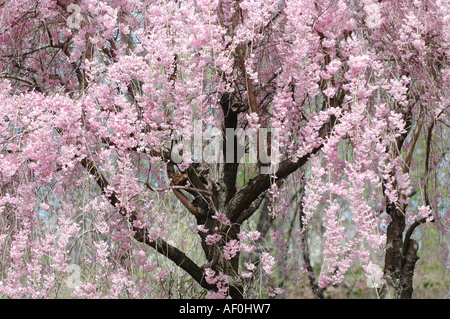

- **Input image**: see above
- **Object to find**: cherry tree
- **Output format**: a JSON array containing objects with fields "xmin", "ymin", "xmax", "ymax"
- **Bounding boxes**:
[{"xmin": 0, "ymin": 0, "xmax": 448, "ymax": 299}]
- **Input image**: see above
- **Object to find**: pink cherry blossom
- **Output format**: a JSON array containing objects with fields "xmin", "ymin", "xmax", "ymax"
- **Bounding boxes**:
[{"xmin": 0, "ymin": 0, "xmax": 446, "ymax": 300}]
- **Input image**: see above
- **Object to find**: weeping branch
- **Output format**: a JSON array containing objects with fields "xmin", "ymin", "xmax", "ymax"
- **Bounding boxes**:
[{"xmin": 80, "ymin": 156, "xmax": 215, "ymax": 291}]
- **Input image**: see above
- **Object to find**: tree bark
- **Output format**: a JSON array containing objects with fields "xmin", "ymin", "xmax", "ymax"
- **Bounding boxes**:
[
  {"xmin": 380, "ymin": 202, "xmax": 421, "ymax": 299},
  {"xmin": 381, "ymin": 203, "xmax": 407, "ymax": 299}
]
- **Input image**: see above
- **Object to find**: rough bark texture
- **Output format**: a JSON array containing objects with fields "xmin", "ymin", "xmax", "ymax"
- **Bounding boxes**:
[
  {"xmin": 381, "ymin": 203, "xmax": 407, "ymax": 299},
  {"xmin": 380, "ymin": 211, "xmax": 420, "ymax": 300},
  {"xmin": 400, "ymin": 239, "xmax": 419, "ymax": 299}
]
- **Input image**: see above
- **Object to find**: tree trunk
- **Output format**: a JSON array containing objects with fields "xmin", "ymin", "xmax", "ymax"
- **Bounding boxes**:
[
  {"xmin": 380, "ymin": 203, "xmax": 419, "ymax": 299},
  {"xmin": 196, "ymin": 204, "xmax": 244, "ymax": 299}
]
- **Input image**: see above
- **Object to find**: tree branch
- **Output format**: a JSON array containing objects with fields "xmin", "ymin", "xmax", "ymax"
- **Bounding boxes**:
[
  {"xmin": 226, "ymin": 145, "xmax": 322, "ymax": 222},
  {"xmin": 220, "ymin": 93, "xmax": 244, "ymax": 202},
  {"xmin": 166, "ymin": 158, "xmax": 200, "ymax": 217},
  {"xmin": 80, "ymin": 156, "xmax": 214, "ymax": 291},
  {"xmin": 134, "ymin": 231, "xmax": 216, "ymax": 291}
]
